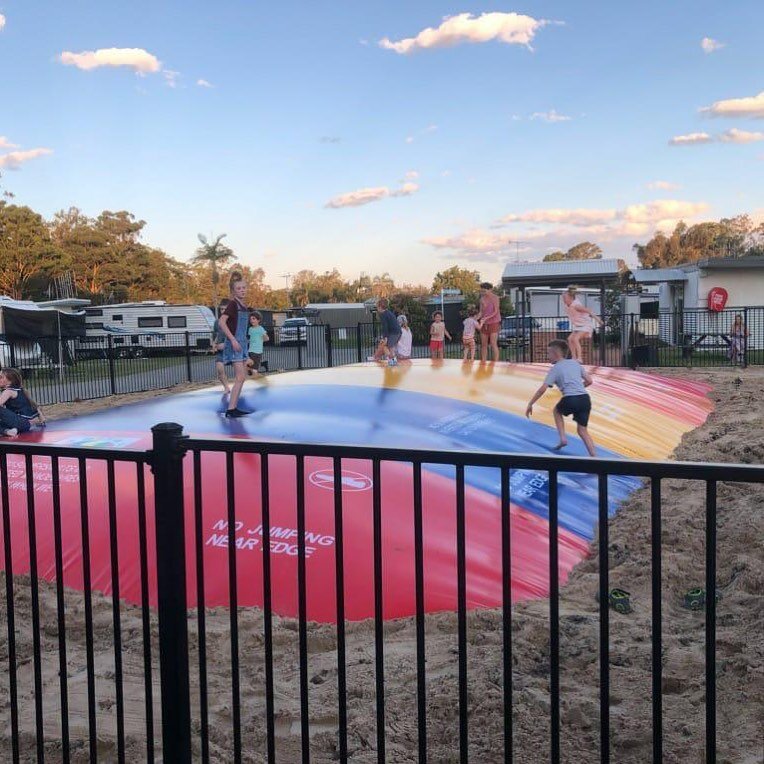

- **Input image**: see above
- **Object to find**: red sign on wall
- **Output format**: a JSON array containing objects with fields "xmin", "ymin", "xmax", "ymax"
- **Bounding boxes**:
[{"xmin": 707, "ymin": 287, "xmax": 728, "ymax": 312}]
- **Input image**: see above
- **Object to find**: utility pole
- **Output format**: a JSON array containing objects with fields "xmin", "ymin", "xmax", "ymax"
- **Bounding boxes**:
[
  {"xmin": 507, "ymin": 240, "xmax": 529, "ymax": 263},
  {"xmin": 280, "ymin": 273, "xmax": 293, "ymax": 291}
]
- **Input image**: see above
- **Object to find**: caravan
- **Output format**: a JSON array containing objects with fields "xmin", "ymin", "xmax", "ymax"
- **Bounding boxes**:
[{"xmin": 80, "ymin": 302, "xmax": 216, "ymax": 359}]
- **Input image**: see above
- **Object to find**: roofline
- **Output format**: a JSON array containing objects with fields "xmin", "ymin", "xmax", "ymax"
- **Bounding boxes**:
[{"xmin": 697, "ymin": 256, "xmax": 764, "ymax": 269}]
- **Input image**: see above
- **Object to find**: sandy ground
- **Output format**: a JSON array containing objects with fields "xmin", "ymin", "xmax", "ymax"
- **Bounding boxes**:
[{"xmin": 1, "ymin": 367, "xmax": 762, "ymax": 763}]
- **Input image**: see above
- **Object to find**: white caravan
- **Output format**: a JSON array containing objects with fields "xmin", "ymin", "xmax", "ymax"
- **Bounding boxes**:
[{"xmin": 81, "ymin": 301, "xmax": 216, "ymax": 358}]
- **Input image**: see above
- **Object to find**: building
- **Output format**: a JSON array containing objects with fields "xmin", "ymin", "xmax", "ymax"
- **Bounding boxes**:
[
  {"xmin": 300, "ymin": 303, "xmax": 372, "ymax": 328},
  {"xmin": 633, "ymin": 256, "xmax": 764, "ymax": 311},
  {"xmin": 633, "ymin": 257, "xmax": 764, "ymax": 349}
]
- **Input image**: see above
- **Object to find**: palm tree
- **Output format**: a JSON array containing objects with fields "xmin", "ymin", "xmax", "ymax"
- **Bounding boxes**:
[{"xmin": 192, "ymin": 233, "xmax": 236, "ymax": 316}]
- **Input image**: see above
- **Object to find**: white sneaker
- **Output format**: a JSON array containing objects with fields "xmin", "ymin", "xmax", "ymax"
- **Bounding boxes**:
[
  {"xmin": 367, "ymin": 356, "xmax": 377, "ymax": 362},
  {"xmin": 2, "ymin": 428, "xmax": 18, "ymax": 437}
]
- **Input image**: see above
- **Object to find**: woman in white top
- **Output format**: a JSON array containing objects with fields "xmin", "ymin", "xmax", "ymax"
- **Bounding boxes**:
[
  {"xmin": 396, "ymin": 314, "xmax": 413, "ymax": 360},
  {"xmin": 562, "ymin": 286, "xmax": 603, "ymax": 362}
]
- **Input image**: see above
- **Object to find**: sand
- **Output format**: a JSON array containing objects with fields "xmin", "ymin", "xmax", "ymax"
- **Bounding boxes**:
[{"xmin": 1, "ymin": 368, "xmax": 762, "ymax": 762}]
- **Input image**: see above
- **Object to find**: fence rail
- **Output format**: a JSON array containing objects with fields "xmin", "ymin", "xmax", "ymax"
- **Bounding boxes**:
[
  {"xmin": 1, "ymin": 306, "xmax": 761, "ymax": 405},
  {"xmin": 0, "ymin": 428, "xmax": 762, "ymax": 762}
]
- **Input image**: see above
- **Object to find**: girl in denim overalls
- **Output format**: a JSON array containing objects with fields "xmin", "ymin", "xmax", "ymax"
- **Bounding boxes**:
[{"xmin": 218, "ymin": 271, "xmax": 251, "ymax": 417}]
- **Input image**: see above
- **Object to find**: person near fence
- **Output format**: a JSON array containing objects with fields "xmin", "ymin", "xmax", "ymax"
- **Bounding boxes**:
[
  {"xmin": 728, "ymin": 314, "xmax": 748, "ymax": 366},
  {"xmin": 525, "ymin": 340, "xmax": 597, "ymax": 457},
  {"xmin": 218, "ymin": 271, "xmax": 252, "ymax": 417},
  {"xmin": 0, "ymin": 368, "xmax": 45, "ymax": 436},
  {"xmin": 462, "ymin": 306, "xmax": 482, "ymax": 362},
  {"xmin": 396, "ymin": 314, "xmax": 413, "ymax": 360},
  {"xmin": 370, "ymin": 298, "xmax": 401, "ymax": 365},
  {"xmin": 429, "ymin": 311, "xmax": 451, "ymax": 360},
  {"xmin": 246, "ymin": 311, "xmax": 269, "ymax": 378},
  {"xmin": 563, "ymin": 285, "xmax": 603, "ymax": 362},
  {"xmin": 212, "ymin": 314, "xmax": 231, "ymax": 394},
  {"xmin": 477, "ymin": 282, "xmax": 501, "ymax": 362}
]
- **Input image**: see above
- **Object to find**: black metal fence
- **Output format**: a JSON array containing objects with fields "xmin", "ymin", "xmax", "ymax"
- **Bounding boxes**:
[
  {"xmin": 0, "ymin": 428, "xmax": 762, "ymax": 762},
  {"xmin": 2, "ymin": 306, "xmax": 762, "ymax": 405}
]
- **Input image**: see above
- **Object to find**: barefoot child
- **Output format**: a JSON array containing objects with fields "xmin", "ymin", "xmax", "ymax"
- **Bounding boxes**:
[
  {"xmin": 430, "ymin": 311, "xmax": 451, "ymax": 360},
  {"xmin": 370, "ymin": 299, "xmax": 401, "ymax": 364},
  {"xmin": 525, "ymin": 340, "xmax": 597, "ymax": 457},
  {"xmin": 246, "ymin": 311, "xmax": 269, "ymax": 377},
  {"xmin": 0, "ymin": 368, "xmax": 45, "ymax": 436},
  {"xmin": 212, "ymin": 314, "xmax": 231, "ymax": 394},
  {"xmin": 462, "ymin": 307, "xmax": 481, "ymax": 362}
]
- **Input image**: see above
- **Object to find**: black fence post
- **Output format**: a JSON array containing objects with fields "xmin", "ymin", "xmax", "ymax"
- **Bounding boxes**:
[
  {"xmin": 356, "ymin": 324, "xmax": 363, "ymax": 364},
  {"xmin": 185, "ymin": 331, "xmax": 193, "ymax": 382},
  {"xmin": 151, "ymin": 423, "xmax": 192, "ymax": 763},
  {"xmin": 325, "ymin": 325, "xmax": 334, "ymax": 368},
  {"xmin": 743, "ymin": 307, "xmax": 749, "ymax": 369},
  {"xmin": 297, "ymin": 330, "xmax": 304, "ymax": 370},
  {"xmin": 107, "ymin": 335, "xmax": 116, "ymax": 396}
]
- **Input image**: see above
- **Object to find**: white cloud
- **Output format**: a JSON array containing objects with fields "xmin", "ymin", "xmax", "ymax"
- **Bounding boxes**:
[
  {"xmin": 425, "ymin": 124, "xmax": 438, "ymax": 133},
  {"xmin": 0, "ymin": 14, "xmax": 6, "ymax": 31},
  {"xmin": 530, "ymin": 109, "xmax": 572, "ymax": 123},
  {"xmin": 500, "ymin": 208, "xmax": 616, "ymax": 226},
  {"xmin": 197, "ymin": 78, "xmax": 213, "ymax": 88},
  {"xmin": 403, "ymin": 170, "xmax": 419, "ymax": 181},
  {"xmin": 701, "ymin": 37, "xmax": 725, "ymax": 54},
  {"xmin": 701, "ymin": 90, "xmax": 764, "ymax": 119},
  {"xmin": 424, "ymin": 199, "xmax": 713, "ymax": 259},
  {"xmin": 621, "ymin": 199, "xmax": 709, "ymax": 224},
  {"xmin": 669, "ymin": 132, "xmax": 713, "ymax": 146},
  {"xmin": 59, "ymin": 47, "xmax": 161, "ymax": 74},
  {"xmin": 718, "ymin": 128, "xmax": 764, "ymax": 144},
  {"xmin": 319, "ymin": 136, "xmax": 341, "ymax": 144},
  {"xmin": 647, "ymin": 180, "xmax": 681, "ymax": 191},
  {"xmin": 393, "ymin": 182, "xmax": 419, "ymax": 197},
  {"xmin": 405, "ymin": 136, "xmax": 414, "ymax": 144},
  {"xmin": 0, "ymin": 137, "xmax": 20, "ymax": 150},
  {"xmin": 163, "ymin": 70, "xmax": 181, "ymax": 88},
  {"xmin": 325, "ymin": 179, "xmax": 420, "ymax": 209},
  {"xmin": 0, "ymin": 148, "xmax": 53, "ymax": 170},
  {"xmin": 379, "ymin": 12, "xmax": 551, "ymax": 54}
]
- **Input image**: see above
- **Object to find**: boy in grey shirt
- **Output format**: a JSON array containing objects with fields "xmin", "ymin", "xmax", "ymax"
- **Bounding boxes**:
[{"xmin": 525, "ymin": 339, "xmax": 596, "ymax": 456}]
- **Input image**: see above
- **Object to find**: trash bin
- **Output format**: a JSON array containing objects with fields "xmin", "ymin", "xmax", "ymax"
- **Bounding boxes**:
[
  {"xmin": 556, "ymin": 319, "xmax": 570, "ymax": 330},
  {"xmin": 630, "ymin": 345, "xmax": 650, "ymax": 368}
]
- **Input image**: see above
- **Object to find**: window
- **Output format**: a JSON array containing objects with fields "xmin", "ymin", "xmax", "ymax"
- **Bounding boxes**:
[
  {"xmin": 138, "ymin": 316, "xmax": 163, "ymax": 328},
  {"xmin": 89, "ymin": 322, "xmax": 104, "ymax": 330},
  {"xmin": 111, "ymin": 314, "xmax": 123, "ymax": 321},
  {"xmin": 167, "ymin": 316, "xmax": 187, "ymax": 328},
  {"xmin": 640, "ymin": 302, "xmax": 659, "ymax": 319},
  {"xmin": 86, "ymin": 309, "xmax": 103, "ymax": 317}
]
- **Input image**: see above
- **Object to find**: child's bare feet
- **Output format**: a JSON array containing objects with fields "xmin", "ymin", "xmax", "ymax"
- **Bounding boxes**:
[{"xmin": 552, "ymin": 441, "xmax": 567, "ymax": 451}]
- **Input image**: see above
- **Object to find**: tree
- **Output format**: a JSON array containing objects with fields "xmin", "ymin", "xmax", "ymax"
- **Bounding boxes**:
[
  {"xmin": 542, "ymin": 242, "xmax": 603, "ymax": 262},
  {"xmin": 634, "ymin": 214, "xmax": 762, "ymax": 268},
  {"xmin": 0, "ymin": 204, "xmax": 65, "ymax": 299},
  {"xmin": 192, "ymin": 233, "xmax": 236, "ymax": 316},
  {"xmin": 289, "ymin": 269, "xmax": 352, "ymax": 305},
  {"xmin": 432, "ymin": 265, "xmax": 481, "ymax": 296}
]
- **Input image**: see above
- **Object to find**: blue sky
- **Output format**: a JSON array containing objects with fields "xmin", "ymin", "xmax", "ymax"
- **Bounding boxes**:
[{"xmin": 1, "ymin": 1, "xmax": 763, "ymax": 287}]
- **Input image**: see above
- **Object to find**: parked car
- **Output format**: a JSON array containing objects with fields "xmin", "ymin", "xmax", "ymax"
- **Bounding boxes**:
[
  {"xmin": 497, "ymin": 316, "xmax": 540, "ymax": 347},
  {"xmin": 279, "ymin": 317, "xmax": 311, "ymax": 345}
]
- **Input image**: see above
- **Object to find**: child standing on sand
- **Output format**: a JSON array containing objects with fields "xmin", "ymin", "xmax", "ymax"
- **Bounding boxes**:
[
  {"xmin": 525, "ymin": 339, "xmax": 597, "ymax": 457},
  {"xmin": 462, "ymin": 307, "xmax": 481, "ymax": 362},
  {"xmin": 430, "ymin": 311, "xmax": 451, "ymax": 360}
]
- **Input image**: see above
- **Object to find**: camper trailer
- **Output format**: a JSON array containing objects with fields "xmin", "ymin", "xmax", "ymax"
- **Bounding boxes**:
[{"xmin": 80, "ymin": 302, "xmax": 216, "ymax": 358}]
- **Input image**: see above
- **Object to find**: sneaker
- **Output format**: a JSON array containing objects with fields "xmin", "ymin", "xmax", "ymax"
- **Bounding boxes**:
[
  {"xmin": 225, "ymin": 408, "xmax": 252, "ymax": 418},
  {"xmin": 388, "ymin": 357, "xmax": 398, "ymax": 366},
  {"xmin": 2, "ymin": 428, "xmax": 18, "ymax": 437},
  {"xmin": 367, "ymin": 356, "xmax": 377, "ymax": 362}
]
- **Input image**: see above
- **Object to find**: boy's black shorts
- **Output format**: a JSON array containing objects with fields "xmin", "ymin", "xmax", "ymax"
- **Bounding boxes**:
[{"xmin": 555, "ymin": 394, "xmax": 591, "ymax": 427}]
